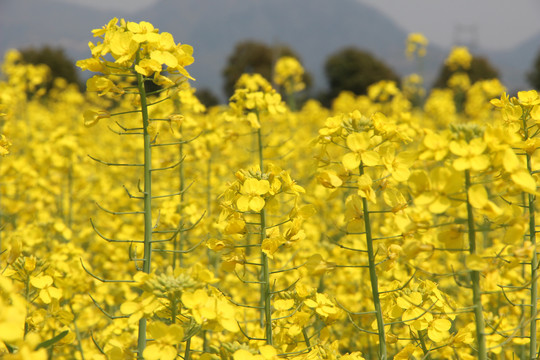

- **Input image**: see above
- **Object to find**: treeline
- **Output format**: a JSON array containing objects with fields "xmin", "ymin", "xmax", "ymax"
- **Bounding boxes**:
[{"xmin": 12, "ymin": 41, "xmax": 540, "ymax": 107}]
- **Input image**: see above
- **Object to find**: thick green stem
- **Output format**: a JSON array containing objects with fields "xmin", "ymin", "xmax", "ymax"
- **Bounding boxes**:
[
  {"xmin": 521, "ymin": 111, "xmax": 538, "ymax": 360},
  {"xmin": 465, "ymin": 170, "xmax": 487, "ymax": 360},
  {"xmin": 136, "ymin": 51, "xmax": 153, "ymax": 360},
  {"xmin": 256, "ymin": 126, "xmax": 273, "ymax": 345},
  {"xmin": 184, "ymin": 337, "xmax": 191, "ymax": 360},
  {"xmin": 526, "ymin": 153, "xmax": 538, "ymax": 360},
  {"xmin": 206, "ymin": 156, "xmax": 212, "ymax": 217},
  {"xmin": 173, "ymin": 127, "xmax": 186, "ymax": 270},
  {"xmin": 359, "ymin": 163, "xmax": 386, "ymax": 360},
  {"xmin": 70, "ymin": 305, "xmax": 86, "ymax": 360}
]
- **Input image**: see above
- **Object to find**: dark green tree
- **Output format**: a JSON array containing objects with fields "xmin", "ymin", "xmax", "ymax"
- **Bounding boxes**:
[
  {"xmin": 323, "ymin": 47, "xmax": 400, "ymax": 102},
  {"xmin": 221, "ymin": 40, "xmax": 311, "ymax": 99},
  {"xmin": 527, "ymin": 49, "xmax": 540, "ymax": 90},
  {"xmin": 432, "ymin": 55, "xmax": 500, "ymax": 89},
  {"xmin": 196, "ymin": 88, "xmax": 220, "ymax": 108},
  {"xmin": 19, "ymin": 45, "xmax": 83, "ymax": 91}
]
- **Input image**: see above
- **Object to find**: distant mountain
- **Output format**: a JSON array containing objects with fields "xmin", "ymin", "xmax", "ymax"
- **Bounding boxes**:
[
  {"xmin": 0, "ymin": 0, "xmax": 537, "ymax": 100},
  {"xmin": 138, "ymin": 0, "xmax": 450, "ymax": 98},
  {"xmin": 484, "ymin": 33, "xmax": 540, "ymax": 93}
]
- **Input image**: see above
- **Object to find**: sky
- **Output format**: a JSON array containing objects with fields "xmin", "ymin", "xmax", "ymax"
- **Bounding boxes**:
[
  {"xmin": 50, "ymin": 0, "xmax": 540, "ymax": 52},
  {"xmin": 356, "ymin": 0, "xmax": 540, "ymax": 51}
]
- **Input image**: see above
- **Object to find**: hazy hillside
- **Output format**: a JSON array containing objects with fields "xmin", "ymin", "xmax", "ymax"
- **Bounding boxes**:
[
  {"xmin": 0, "ymin": 0, "xmax": 537, "ymax": 99},
  {"xmin": 137, "ymin": 0, "xmax": 449, "ymax": 97}
]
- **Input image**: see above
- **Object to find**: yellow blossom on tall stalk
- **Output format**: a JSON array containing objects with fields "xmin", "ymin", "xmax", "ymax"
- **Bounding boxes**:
[
  {"xmin": 405, "ymin": 33, "xmax": 428, "ymax": 59},
  {"xmin": 274, "ymin": 56, "xmax": 305, "ymax": 94},
  {"xmin": 446, "ymin": 46, "xmax": 472, "ymax": 71},
  {"xmin": 77, "ymin": 17, "xmax": 194, "ymax": 108}
]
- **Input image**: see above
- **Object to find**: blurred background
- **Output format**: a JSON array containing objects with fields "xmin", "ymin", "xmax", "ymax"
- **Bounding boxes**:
[{"xmin": 1, "ymin": 0, "xmax": 540, "ymax": 103}]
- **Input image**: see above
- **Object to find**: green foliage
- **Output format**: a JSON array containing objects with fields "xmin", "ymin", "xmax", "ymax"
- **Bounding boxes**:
[
  {"xmin": 196, "ymin": 87, "xmax": 220, "ymax": 107},
  {"xmin": 323, "ymin": 46, "xmax": 399, "ymax": 103},
  {"xmin": 19, "ymin": 45, "xmax": 83, "ymax": 91},
  {"xmin": 221, "ymin": 40, "xmax": 311, "ymax": 99},
  {"xmin": 527, "ymin": 49, "xmax": 540, "ymax": 90}
]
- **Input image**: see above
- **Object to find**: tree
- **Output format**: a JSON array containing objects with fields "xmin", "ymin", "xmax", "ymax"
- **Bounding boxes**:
[
  {"xmin": 527, "ymin": 49, "xmax": 540, "ymax": 90},
  {"xmin": 432, "ymin": 55, "xmax": 500, "ymax": 89},
  {"xmin": 196, "ymin": 88, "xmax": 220, "ymax": 108},
  {"xmin": 221, "ymin": 40, "xmax": 311, "ymax": 99},
  {"xmin": 323, "ymin": 47, "xmax": 400, "ymax": 102},
  {"xmin": 19, "ymin": 45, "xmax": 83, "ymax": 91}
]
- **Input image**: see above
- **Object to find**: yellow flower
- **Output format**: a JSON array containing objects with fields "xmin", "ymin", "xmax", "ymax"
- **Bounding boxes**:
[
  {"xmin": 86, "ymin": 75, "xmax": 124, "ymax": 97},
  {"xmin": 449, "ymin": 138, "xmax": 490, "ymax": 171},
  {"xmin": 447, "ymin": 72, "xmax": 470, "ymax": 91},
  {"xmin": 142, "ymin": 322, "xmax": 184, "ymax": 360},
  {"xmin": 317, "ymin": 170, "xmax": 343, "ymax": 188},
  {"xmin": 0, "ymin": 134, "xmax": 11, "ymax": 156},
  {"xmin": 405, "ymin": 32, "xmax": 428, "ymax": 59},
  {"xmin": 120, "ymin": 294, "xmax": 161, "ymax": 324},
  {"xmin": 318, "ymin": 114, "xmax": 343, "ymax": 137},
  {"xmin": 379, "ymin": 144, "xmax": 415, "ymax": 182},
  {"xmin": 420, "ymin": 130, "xmax": 449, "ymax": 161},
  {"xmin": 135, "ymin": 58, "xmax": 162, "ymax": 77},
  {"xmin": 261, "ymin": 227, "xmax": 285, "ymax": 259},
  {"xmin": 342, "ymin": 132, "xmax": 380, "ymax": 171},
  {"xmin": 409, "ymin": 167, "xmax": 462, "ymax": 214},
  {"xmin": 109, "ymin": 30, "xmax": 138, "ymax": 64},
  {"xmin": 517, "ymin": 90, "xmax": 540, "ymax": 106},
  {"xmin": 357, "ymin": 174, "xmax": 377, "ymax": 204},
  {"xmin": 83, "ymin": 109, "xmax": 110, "ymax": 127},
  {"xmin": 467, "ymin": 184, "xmax": 503, "ymax": 218},
  {"xmin": 304, "ymin": 292, "xmax": 339, "ymax": 320},
  {"xmin": 427, "ymin": 318, "xmax": 452, "ymax": 343},
  {"xmin": 274, "ymin": 56, "xmax": 305, "ymax": 93},
  {"xmin": 445, "ymin": 46, "xmax": 472, "ymax": 71},
  {"xmin": 236, "ymin": 178, "xmax": 270, "ymax": 212},
  {"xmin": 30, "ymin": 274, "xmax": 62, "ymax": 304},
  {"xmin": 0, "ymin": 277, "xmax": 26, "ymax": 343}
]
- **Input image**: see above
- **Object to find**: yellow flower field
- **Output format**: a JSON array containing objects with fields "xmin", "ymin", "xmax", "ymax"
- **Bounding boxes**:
[{"xmin": 1, "ymin": 18, "xmax": 539, "ymax": 360}]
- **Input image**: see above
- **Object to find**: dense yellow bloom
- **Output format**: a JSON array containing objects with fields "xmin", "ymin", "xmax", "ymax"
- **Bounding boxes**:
[
  {"xmin": 30, "ymin": 274, "xmax": 62, "ymax": 304},
  {"xmin": 409, "ymin": 167, "xmax": 462, "ymax": 214},
  {"xmin": 143, "ymin": 322, "xmax": 184, "ymax": 360},
  {"xmin": 304, "ymin": 292, "xmax": 340, "ymax": 320},
  {"xmin": 379, "ymin": 144, "xmax": 415, "ymax": 182},
  {"xmin": 449, "ymin": 138, "xmax": 489, "ymax": 171},
  {"xmin": 445, "ymin": 46, "xmax": 472, "ymax": 71},
  {"xmin": 0, "ymin": 277, "xmax": 26, "ymax": 343},
  {"xmin": 236, "ymin": 178, "xmax": 270, "ymax": 212},
  {"xmin": 274, "ymin": 56, "xmax": 305, "ymax": 93},
  {"xmin": 0, "ymin": 134, "xmax": 11, "ymax": 156},
  {"xmin": 405, "ymin": 32, "xmax": 428, "ymax": 58},
  {"xmin": 342, "ymin": 132, "xmax": 380, "ymax": 170},
  {"xmin": 78, "ymin": 17, "xmax": 194, "ymax": 97},
  {"xmin": 517, "ymin": 89, "xmax": 540, "ymax": 106},
  {"xmin": 83, "ymin": 109, "xmax": 111, "ymax": 127}
]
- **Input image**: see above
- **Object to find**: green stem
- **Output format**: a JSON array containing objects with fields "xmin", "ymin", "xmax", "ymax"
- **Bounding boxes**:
[
  {"xmin": 521, "ymin": 111, "xmax": 537, "ymax": 360},
  {"xmin": 24, "ymin": 275, "xmax": 30, "ymax": 336},
  {"xmin": 47, "ymin": 330, "xmax": 55, "ymax": 360},
  {"xmin": 184, "ymin": 337, "xmax": 191, "ymax": 360},
  {"xmin": 526, "ymin": 152, "xmax": 538, "ymax": 360},
  {"xmin": 359, "ymin": 163, "xmax": 386, "ymax": 360},
  {"xmin": 418, "ymin": 331, "xmax": 431, "ymax": 360},
  {"xmin": 136, "ymin": 50, "xmax": 153, "ymax": 360},
  {"xmin": 70, "ymin": 305, "xmax": 86, "ymax": 360},
  {"xmin": 465, "ymin": 170, "xmax": 487, "ymax": 360},
  {"xmin": 174, "ymin": 125, "xmax": 186, "ymax": 270},
  {"xmin": 256, "ymin": 126, "xmax": 272, "ymax": 345}
]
